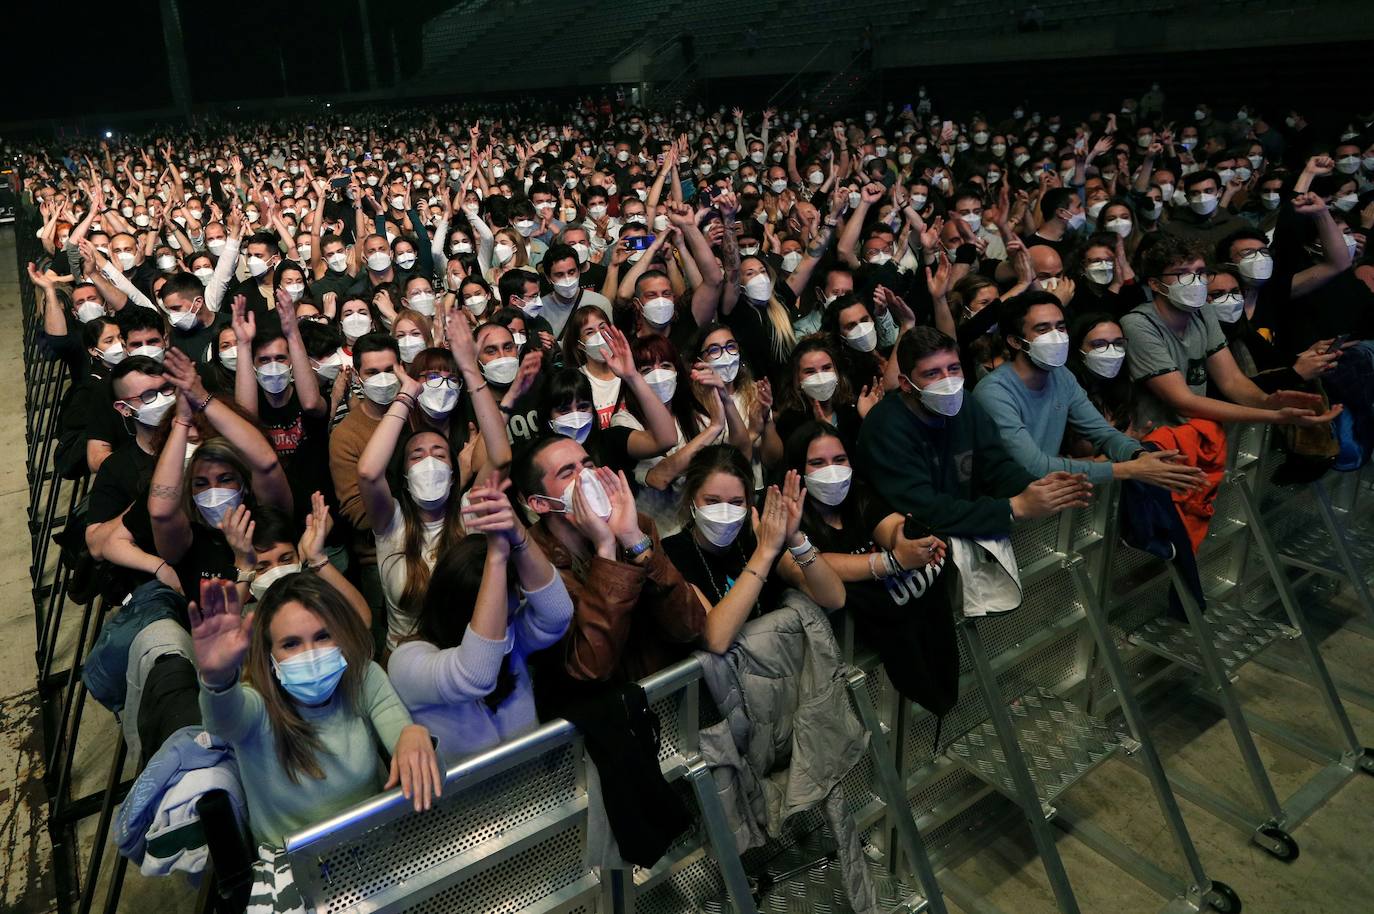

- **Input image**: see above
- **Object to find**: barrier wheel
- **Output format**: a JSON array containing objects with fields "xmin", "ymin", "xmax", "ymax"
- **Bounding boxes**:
[
  {"xmin": 1207, "ymin": 880, "xmax": 1242, "ymax": 913},
  {"xmin": 1257, "ymin": 826, "xmax": 1299, "ymax": 862}
]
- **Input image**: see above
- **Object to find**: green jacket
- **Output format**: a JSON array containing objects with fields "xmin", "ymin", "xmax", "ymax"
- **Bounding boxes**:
[{"xmin": 857, "ymin": 393, "xmax": 1035, "ymax": 538}]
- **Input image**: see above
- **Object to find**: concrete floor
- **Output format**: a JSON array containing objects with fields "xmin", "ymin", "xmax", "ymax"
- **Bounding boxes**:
[{"xmin": 1, "ymin": 221, "xmax": 1371, "ymax": 914}]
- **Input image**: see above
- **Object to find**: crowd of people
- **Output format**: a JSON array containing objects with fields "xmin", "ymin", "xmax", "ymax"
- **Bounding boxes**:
[{"xmin": 20, "ymin": 89, "xmax": 1374, "ymax": 910}]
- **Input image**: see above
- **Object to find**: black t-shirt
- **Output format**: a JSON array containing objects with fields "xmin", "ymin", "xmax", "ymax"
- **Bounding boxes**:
[
  {"xmin": 801, "ymin": 485, "xmax": 958, "ymax": 716},
  {"xmin": 662, "ymin": 525, "xmax": 784, "ymax": 619},
  {"xmin": 88, "ymin": 443, "xmax": 157, "ymax": 525},
  {"xmin": 775, "ymin": 401, "xmax": 862, "ymax": 454},
  {"xmin": 312, "ymin": 269, "xmax": 366, "ymax": 301},
  {"xmin": 1024, "ymin": 232, "xmax": 1075, "ymax": 263},
  {"xmin": 171, "ymin": 312, "xmax": 229, "ymax": 366},
  {"xmin": 724, "ymin": 296, "xmax": 789, "ymax": 384},
  {"xmin": 586, "ymin": 425, "xmax": 637, "ymax": 478},
  {"xmin": 124, "ymin": 502, "xmax": 237, "ymax": 599},
  {"xmin": 87, "ymin": 383, "xmax": 134, "ymax": 451},
  {"xmin": 258, "ymin": 389, "xmax": 332, "ymax": 523}
]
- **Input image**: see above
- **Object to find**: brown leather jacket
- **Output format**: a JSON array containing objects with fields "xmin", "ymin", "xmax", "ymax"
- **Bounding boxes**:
[{"xmin": 531, "ymin": 514, "xmax": 705, "ymax": 683}]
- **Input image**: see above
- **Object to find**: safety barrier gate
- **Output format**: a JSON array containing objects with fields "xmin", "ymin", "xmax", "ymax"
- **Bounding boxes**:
[{"xmin": 18, "ymin": 202, "xmax": 1374, "ymax": 913}]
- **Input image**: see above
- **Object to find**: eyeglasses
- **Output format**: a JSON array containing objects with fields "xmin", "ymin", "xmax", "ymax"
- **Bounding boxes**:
[
  {"xmin": 702, "ymin": 341, "xmax": 740, "ymax": 361},
  {"xmin": 1162, "ymin": 270, "xmax": 1216, "ymax": 285},
  {"xmin": 1207, "ymin": 290, "xmax": 1244, "ymax": 303},
  {"xmin": 1237, "ymin": 248, "xmax": 1272, "ymax": 260},
  {"xmin": 1084, "ymin": 338, "xmax": 1127, "ymax": 352},
  {"xmin": 419, "ymin": 373, "xmax": 458, "ymax": 389},
  {"xmin": 124, "ymin": 381, "xmax": 176, "ymax": 405}
]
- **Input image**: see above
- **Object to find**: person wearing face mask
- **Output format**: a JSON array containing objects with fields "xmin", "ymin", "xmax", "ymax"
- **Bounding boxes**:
[
  {"xmin": 858, "ymin": 327, "xmax": 1093, "ymax": 538},
  {"xmin": 1066, "ymin": 314, "xmax": 1137, "ymax": 434},
  {"xmin": 540, "ymin": 244, "xmax": 613, "ymax": 340},
  {"xmin": 141, "ymin": 351, "xmax": 295, "ymax": 599},
  {"xmin": 512, "ymin": 437, "xmax": 703, "ymax": 683},
  {"xmin": 232, "ymin": 500, "xmax": 371, "ymax": 627},
  {"xmin": 781, "ymin": 421, "xmax": 957, "ymax": 714},
  {"xmin": 621, "ymin": 334, "xmax": 748, "ymax": 537},
  {"xmin": 1158, "ymin": 171, "xmax": 1240, "ymax": 248},
  {"xmin": 1121, "ymin": 236, "xmax": 1341, "ymax": 433},
  {"xmin": 157, "ymin": 272, "xmax": 226, "ymax": 364},
  {"xmin": 1019, "ymin": 187, "xmax": 1086, "ymax": 262},
  {"xmin": 192, "ymin": 576, "xmax": 441, "ymax": 854},
  {"xmin": 357, "ymin": 366, "xmax": 473, "ymax": 650},
  {"xmin": 661, "ymin": 447, "xmax": 845, "ymax": 653},
  {"xmin": 767, "ymin": 338, "xmax": 879, "ymax": 465},
  {"xmin": 329, "ymin": 333, "xmax": 408, "ymax": 635},
  {"xmin": 229, "ymin": 289, "xmax": 332, "ymax": 529},
  {"xmin": 387, "ymin": 476, "xmax": 572, "ymax": 764},
  {"xmin": 229, "ymin": 231, "xmax": 285, "ymax": 320},
  {"xmin": 975, "ymin": 293, "xmax": 1206, "ymax": 491},
  {"xmin": 1067, "ymin": 234, "xmax": 1144, "ymax": 318}
]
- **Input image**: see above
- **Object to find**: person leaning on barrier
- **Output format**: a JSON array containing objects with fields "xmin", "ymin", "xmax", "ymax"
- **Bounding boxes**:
[
  {"xmin": 512, "ymin": 436, "xmax": 704, "ymax": 686},
  {"xmin": 974, "ymin": 291, "xmax": 1207, "ymax": 493},
  {"xmin": 857, "ymin": 326, "xmax": 1092, "ymax": 537},
  {"xmin": 1120, "ymin": 235, "xmax": 1342, "ymax": 432}
]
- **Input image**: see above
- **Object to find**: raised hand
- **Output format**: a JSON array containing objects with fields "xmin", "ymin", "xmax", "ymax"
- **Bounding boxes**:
[
  {"xmin": 601, "ymin": 325, "xmax": 637, "ymax": 380},
  {"xmin": 231, "ymin": 294, "xmax": 256, "ymax": 345},
  {"xmin": 190, "ymin": 578, "xmax": 254, "ymax": 689},
  {"xmin": 752, "ymin": 485, "xmax": 788, "ymax": 556},
  {"xmin": 296, "ymin": 492, "xmax": 333, "ymax": 566},
  {"xmin": 221, "ymin": 504, "xmax": 257, "ymax": 568}
]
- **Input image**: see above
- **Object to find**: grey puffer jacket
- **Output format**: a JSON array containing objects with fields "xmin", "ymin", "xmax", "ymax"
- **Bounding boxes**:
[{"xmin": 696, "ymin": 591, "xmax": 878, "ymax": 914}]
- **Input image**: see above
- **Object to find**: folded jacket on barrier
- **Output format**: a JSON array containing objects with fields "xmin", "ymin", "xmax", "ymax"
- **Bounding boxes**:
[
  {"xmin": 123, "ymin": 617, "xmax": 197, "ymax": 764},
  {"xmin": 82, "ymin": 581, "xmax": 186, "ymax": 712},
  {"xmin": 1322, "ymin": 340, "xmax": 1374, "ymax": 470},
  {"xmin": 115, "ymin": 725, "xmax": 246, "ymax": 878},
  {"xmin": 1118, "ymin": 454, "xmax": 1208, "ymax": 622},
  {"xmin": 695, "ymin": 590, "xmax": 879, "ymax": 914},
  {"xmin": 1143, "ymin": 418, "xmax": 1227, "ymax": 551}
]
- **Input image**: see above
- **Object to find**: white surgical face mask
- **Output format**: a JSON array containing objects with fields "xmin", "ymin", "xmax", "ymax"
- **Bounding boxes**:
[
  {"xmin": 283, "ymin": 282, "xmax": 305, "ymax": 303},
  {"xmin": 643, "ymin": 367, "xmax": 677, "ymax": 402},
  {"xmin": 1084, "ymin": 261, "xmax": 1115, "ymax": 285},
  {"xmin": 493, "ymin": 242, "xmax": 515, "ymax": 264},
  {"xmin": 800, "ymin": 370, "xmax": 838, "ymax": 402},
  {"xmin": 481, "ymin": 355, "xmax": 520, "ymax": 386},
  {"xmin": 99, "ymin": 342, "xmax": 126, "ymax": 366},
  {"xmin": 168, "ymin": 305, "xmax": 200, "ymax": 331},
  {"xmin": 553, "ymin": 275, "xmax": 581, "ymax": 297},
  {"xmin": 1210, "ymin": 291, "xmax": 1245, "ymax": 324},
  {"xmin": 805, "ymin": 464, "xmax": 852, "ymax": 506},
  {"xmin": 843, "ymin": 320, "xmax": 877, "ymax": 353},
  {"xmin": 341, "ymin": 312, "xmax": 372, "ymax": 340},
  {"xmin": 1104, "ymin": 218, "xmax": 1132, "ymax": 237},
  {"xmin": 250, "ymin": 562, "xmax": 300, "ymax": 601},
  {"xmin": 406, "ymin": 456, "xmax": 452, "ymax": 510},
  {"xmin": 1083, "ymin": 344, "xmax": 1125, "ymax": 379},
  {"xmin": 1260, "ymin": 192, "xmax": 1281, "ymax": 211},
  {"xmin": 193, "ymin": 266, "xmax": 215, "ymax": 285},
  {"xmin": 581, "ymin": 331, "xmax": 610, "ymax": 363},
  {"xmin": 129, "ymin": 344, "xmax": 166, "ymax": 363},
  {"xmin": 247, "ymin": 255, "xmax": 271, "ymax": 277},
  {"xmin": 915, "ymin": 375, "xmax": 964, "ymax": 417},
  {"xmin": 76, "ymin": 300, "xmax": 106, "ymax": 323},
  {"xmin": 366, "ymin": 251, "xmax": 392, "ymax": 272},
  {"xmin": 781, "ymin": 251, "xmax": 803, "ymax": 272},
  {"xmin": 313, "ymin": 351, "xmax": 344, "ymax": 380},
  {"xmin": 1164, "ymin": 279, "xmax": 1208, "ymax": 310},
  {"xmin": 641, "ymin": 295, "xmax": 675, "ymax": 326},
  {"xmin": 1236, "ymin": 250, "xmax": 1273, "ymax": 283},
  {"xmin": 744, "ymin": 273, "xmax": 773, "ymax": 301},
  {"xmin": 396, "ymin": 251, "xmax": 418, "ymax": 269},
  {"xmin": 1333, "ymin": 193, "xmax": 1359, "ymax": 213},
  {"xmin": 708, "ymin": 351, "xmax": 740, "ymax": 383},
  {"xmin": 362, "ymin": 371, "xmax": 400, "ymax": 405},
  {"xmin": 692, "ymin": 502, "xmax": 747, "ymax": 547},
  {"xmin": 408, "ymin": 291, "xmax": 436, "ymax": 316},
  {"xmin": 156, "ymin": 254, "xmax": 176, "ymax": 271},
  {"xmin": 1189, "ymin": 193, "xmax": 1218, "ymax": 216},
  {"xmin": 550, "ymin": 410, "xmax": 594, "ymax": 443},
  {"xmin": 1336, "ymin": 156, "xmax": 1361, "ymax": 175},
  {"xmin": 117, "ymin": 251, "xmax": 137, "ymax": 271},
  {"xmin": 193, "ymin": 487, "xmax": 243, "ymax": 529},
  {"xmin": 463, "ymin": 293, "xmax": 489, "ymax": 316},
  {"xmin": 397, "ymin": 334, "xmax": 426, "ymax": 362},
  {"xmin": 207, "ymin": 238, "xmax": 226, "ymax": 255},
  {"xmin": 1024, "ymin": 329, "xmax": 1070, "ymax": 370}
]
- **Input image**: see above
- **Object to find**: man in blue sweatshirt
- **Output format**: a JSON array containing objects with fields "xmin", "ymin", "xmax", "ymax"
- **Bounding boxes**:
[
  {"xmin": 974, "ymin": 292, "xmax": 1206, "ymax": 493},
  {"xmin": 858, "ymin": 326, "xmax": 1093, "ymax": 538}
]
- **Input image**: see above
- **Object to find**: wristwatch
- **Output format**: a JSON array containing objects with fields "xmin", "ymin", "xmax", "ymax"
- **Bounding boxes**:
[
  {"xmin": 235, "ymin": 567, "xmax": 257, "ymax": 584},
  {"xmin": 623, "ymin": 535, "xmax": 654, "ymax": 560}
]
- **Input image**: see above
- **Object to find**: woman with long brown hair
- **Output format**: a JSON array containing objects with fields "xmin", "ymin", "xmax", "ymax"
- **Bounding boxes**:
[{"xmin": 192, "ymin": 575, "xmax": 440, "ymax": 852}]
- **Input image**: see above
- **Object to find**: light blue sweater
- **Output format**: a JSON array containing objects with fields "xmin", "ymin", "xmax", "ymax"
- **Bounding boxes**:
[
  {"xmin": 386, "ymin": 573, "xmax": 573, "ymax": 765},
  {"xmin": 200, "ymin": 661, "xmax": 412, "ymax": 848},
  {"xmin": 973, "ymin": 362, "xmax": 1141, "ymax": 484}
]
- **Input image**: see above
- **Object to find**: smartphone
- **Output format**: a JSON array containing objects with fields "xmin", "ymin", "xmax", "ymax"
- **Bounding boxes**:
[
  {"xmin": 330, "ymin": 175, "xmax": 351, "ymax": 189},
  {"xmin": 1041, "ymin": 163, "xmax": 1056, "ymax": 173},
  {"xmin": 624, "ymin": 234, "xmax": 655, "ymax": 251},
  {"xmin": 1325, "ymin": 334, "xmax": 1349, "ymax": 354}
]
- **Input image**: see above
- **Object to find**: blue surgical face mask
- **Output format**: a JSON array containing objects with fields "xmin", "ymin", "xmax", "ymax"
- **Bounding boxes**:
[{"xmin": 272, "ymin": 645, "xmax": 347, "ymax": 705}]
